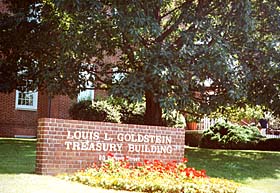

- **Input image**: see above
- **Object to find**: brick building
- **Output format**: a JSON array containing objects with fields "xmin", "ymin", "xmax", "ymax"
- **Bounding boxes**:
[
  {"xmin": 0, "ymin": 1, "xmax": 70, "ymax": 137},
  {"xmin": 0, "ymin": 91, "xmax": 72, "ymax": 137},
  {"xmin": 0, "ymin": 1, "xmax": 115, "ymax": 137},
  {"xmin": 0, "ymin": 89, "xmax": 108, "ymax": 137}
]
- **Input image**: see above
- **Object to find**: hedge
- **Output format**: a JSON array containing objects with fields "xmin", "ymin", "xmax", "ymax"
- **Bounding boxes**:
[
  {"xmin": 184, "ymin": 122, "xmax": 280, "ymax": 151},
  {"xmin": 197, "ymin": 122, "xmax": 280, "ymax": 151}
]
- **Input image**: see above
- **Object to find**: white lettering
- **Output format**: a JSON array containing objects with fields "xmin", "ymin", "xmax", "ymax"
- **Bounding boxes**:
[
  {"xmin": 166, "ymin": 136, "xmax": 172, "ymax": 144},
  {"xmin": 88, "ymin": 142, "xmax": 95, "ymax": 151},
  {"xmin": 104, "ymin": 133, "xmax": 111, "ymax": 141},
  {"xmin": 65, "ymin": 131, "xmax": 174, "ymax": 156},
  {"xmin": 166, "ymin": 145, "xmax": 172, "ymax": 153},
  {"xmin": 116, "ymin": 144, "xmax": 122, "ymax": 152},
  {"xmin": 96, "ymin": 143, "xmax": 102, "ymax": 151},
  {"xmin": 150, "ymin": 135, "xmax": 156, "ymax": 143},
  {"xmin": 128, "ymin": 144, "xmax": 134, "ymax": 152},
  {"xmin": 72, "ymin": 142, "xmax": 80, "ymax": 150},
  {"xmin": 151, "ymin": 145, "xmax": 157, "ymax": 153},
  {"xmin": 81, "ymin": 141, "xmax": 89, "ymax": 150},
  {"xmin": 66, "ymin": 131, "xmax": 74, "ymax": 139},
  {"xmin": 74, "ymin": 131, "xmax": 81, "ymax": 140},
  {"xmin": 116, "ymin": 133, "xmax": 172, "ymax": 144},
  {"xmin": 109, "ymin": 144, "xmax": 117, "ymax": 151},
  {"xmin": 155, "ymin": 136, "xmax": 161, "ymax": 143},
  {"xmin": 93, "ymin": 132, "xmax": 99, "ymax": 140},
  {"xmin": 143, "ymin": 135, "xmax": 149, "ymax": 143},
  {"xmin": 117, "ymin": 133, "xmax": 124, "ymax": 142},
  {"xmin": 137, "ymin": 134, "xmax": 143, "ymax": 142},
  {"xmin": 81, "ymin": 132, "xmax": 88, "ymax": 140},
  {"xmin": 124, "ymin": 134, "xmax": 131, "ymax": 142},
  {"xmin": 65, "ymin": 141, "xmax": 72, "ymax": 149}
]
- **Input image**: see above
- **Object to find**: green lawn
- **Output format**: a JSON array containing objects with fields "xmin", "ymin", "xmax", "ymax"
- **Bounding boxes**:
[
  {"xmin": 0, "ymin": 138, "xmax": 36, "ymax": 174},
  {"xmin": 0, "ymin": 138, "xmax": 134, "ymax": 193},
  {"xmin": 0, "ymin": 138, "xmax": 279, "ymax": 193},
  {"xmin": 185, "ymin": 147, "xmax": 280, "ymax": 193}
]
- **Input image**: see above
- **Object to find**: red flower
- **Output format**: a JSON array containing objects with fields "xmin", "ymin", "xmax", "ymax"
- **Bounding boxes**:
[
  {"xmin": 107, "ymin": 152, "xmax": 114, "ymax": 158},
  {"xmin": 144, "ymin": 160, "xmax": 151, "ymax": 165},
  {"xmin": 124, "ymin": 156, "xmax": 128, "ymax": 161},
  {"xmin": 123, "ymin": 162, "xmax": 130, "ymax": 169},
  {"xmin": 181, "ymin": 158, "xmax": 188, "ymax": 163}
]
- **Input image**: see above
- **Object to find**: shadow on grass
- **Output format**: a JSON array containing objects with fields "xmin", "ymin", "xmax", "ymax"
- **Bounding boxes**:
[
  {"xmin": 1, "ymin": 137, "xmax": 280, "ymax": 184},
  {"xmin": 0, "ymin": 138, "xmax": 36, "ymax": 174},
  {"xmin": 185, "ymin": 147, "xmax": 280, "ymax": 183}
]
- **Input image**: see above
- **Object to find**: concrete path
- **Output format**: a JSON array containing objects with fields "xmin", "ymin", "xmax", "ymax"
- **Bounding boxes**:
[
  {"xmin": 0, "ymin": 174, "xmax": 137, "ymax": 193},
  {"xmin": 1, "ymin": 174, "xmax": 273, "ymax": 193}
]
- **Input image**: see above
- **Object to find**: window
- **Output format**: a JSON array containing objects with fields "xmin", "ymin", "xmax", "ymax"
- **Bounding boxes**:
[
  {"xmin": 112, "ymin": 67, "xmax": 125, "ymax": 83},
  {"xmin": 15, "ymin": 90, "xmax": 38, "ymax": 111},
  {"xmin": 77, "ymin": 89, "xmax": 94, "ymax": 102},
  {"xmin": 77, "ymin": 67, "xmax": 95, "ymax": 102}
]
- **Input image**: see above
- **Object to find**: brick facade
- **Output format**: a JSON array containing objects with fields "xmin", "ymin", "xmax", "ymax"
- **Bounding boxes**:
[
  {"xmin": 36, "ymin": 118, "xmax": 185, "ymax": 175},
  {"xmin": 0, "ymin": 87, "xmax": 108, "ymax": 137},
  {"xmin": 0, "ymin": 91, "xmax": 72, "ymax": 137},
  {"xmin": 0, "ymin": 0, "xmax": 112, "ymax": 138},
  {"xmin": 0, "ymin": 0, "xmax": 74, "ymax": 137},
  {"xmin": 0, "ymin": 92, "xmax": 38, "ymax": 137}
]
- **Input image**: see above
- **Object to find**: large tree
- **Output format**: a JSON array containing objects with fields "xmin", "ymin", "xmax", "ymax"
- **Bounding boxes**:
[{"xmin": 1, "ymin": 0, "xmax": 279, "ymax": 125}]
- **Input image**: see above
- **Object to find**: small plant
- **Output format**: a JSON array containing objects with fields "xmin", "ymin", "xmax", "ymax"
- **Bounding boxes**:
[
  {"xmin": 200, "ymin": 121, "xmax": 265, "ymax": 149},
  {"xmin": 185, "ymin": 114, "xmax": 201, "ymax": 123},
  {"xmin": 61, "ymin": 154, "xmax": 239, "ymax": 193}
]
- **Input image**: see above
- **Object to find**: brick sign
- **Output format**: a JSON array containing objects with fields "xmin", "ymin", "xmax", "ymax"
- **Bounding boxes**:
[{"xmin": 36, "ymin": 118, "xmax": 185, "ymax": 175}]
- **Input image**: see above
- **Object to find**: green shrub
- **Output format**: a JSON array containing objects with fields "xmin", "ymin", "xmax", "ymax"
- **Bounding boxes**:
[
  {"xmin": 200, "ymin": 121, "xmax": 265, "ymax": 149},
  {"xmin": 163, "ymin": 110, "xmax": 186, "ymax": 128},
  {"xmin": 209, "ymin": 104, "xmax": 264, "ymax": 123},
  {"xmin": 69, "ymin": 97, "xmax": 186, "ymax": 127},
  {"xmin": 61, "ymin": 156, "xmax": 239, "ymax": 193},
  {"xmin": 69, "ymin": 100, "xmax": 94, "ymax": 121},
  {"xmin": 93, "ymin": 100, "xmax": 121, "ymax": 123},
  {"xmin": 108, "ymin": 97, "xmax": 145, "ymax": 125},
  {"xmin": 69, "ymin": 100, "xmax": 121, "ymax": 123}
]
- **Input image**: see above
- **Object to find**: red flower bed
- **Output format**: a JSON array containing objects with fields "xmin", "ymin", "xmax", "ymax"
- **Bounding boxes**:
[{"xmin": 62, "ymin": 153, "xmax": 239, "ymax": 193}]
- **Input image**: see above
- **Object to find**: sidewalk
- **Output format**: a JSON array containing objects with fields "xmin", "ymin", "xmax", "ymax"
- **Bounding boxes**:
[
  {"xmin": 0, "ymin": 174, "xmax": 270, "ymax": 193},
  {"xmin": 0, "ymin": 174, "xmax": 138, "ymax": 193}
]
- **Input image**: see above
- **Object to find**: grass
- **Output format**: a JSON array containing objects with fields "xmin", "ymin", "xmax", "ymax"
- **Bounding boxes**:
[
  {"xmin": 0, "ymin": 138, "xmax": 279, "ymax": 193},
  {"xmin": 185, "ymin": 147, "xmax": 280, "ymax": 193},
  {"xmin": 0, "ymin": 138, "xmax": 135, "ymax": 193},
  {"xmin": 0, "ymin": 138, "xmax": 36, "ymax": 174}
]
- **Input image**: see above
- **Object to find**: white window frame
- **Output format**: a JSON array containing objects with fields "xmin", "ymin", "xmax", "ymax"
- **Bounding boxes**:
[{"xmin": 15, "ymin": 90, "xmax": 38, "ymax": 111}]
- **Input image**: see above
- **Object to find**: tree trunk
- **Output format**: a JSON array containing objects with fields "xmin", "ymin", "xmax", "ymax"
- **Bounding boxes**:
[{"xmin": 144, "ymin": 90, "xmax": 163, "ymax": 126}]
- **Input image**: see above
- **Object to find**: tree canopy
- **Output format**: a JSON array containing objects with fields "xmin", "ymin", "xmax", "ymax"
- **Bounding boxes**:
[{"xmin": 1, "ymin": 0, "xmax": 279, "ymax": 125}]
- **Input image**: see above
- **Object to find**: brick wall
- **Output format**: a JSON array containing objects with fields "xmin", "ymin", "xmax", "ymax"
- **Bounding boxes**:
[
  {"xmin": 0, "ymin": 91, "xmax": 72, "ymax": 137},
  {"xmin": 36, "ymin": 118, "xmax": 185, "ymax": 175},
  {"xmin": 37, "ymin": 91, "xmax": 73, "ymax": 120},
  {"xmin": 0, "ymin": 92, "xmax": 38, "ymax": 137}
]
